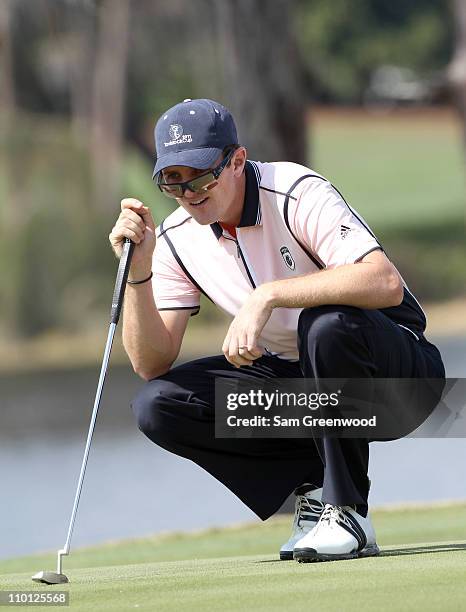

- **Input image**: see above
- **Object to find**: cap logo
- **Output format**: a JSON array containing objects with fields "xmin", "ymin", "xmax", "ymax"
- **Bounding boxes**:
[
  {"xmin": 164, "ymin": 124, "xmax": 193, "ymax": 147},
  {"xmin": 169, "ymin": 124, "xmax": 183, "ymax": 140}
]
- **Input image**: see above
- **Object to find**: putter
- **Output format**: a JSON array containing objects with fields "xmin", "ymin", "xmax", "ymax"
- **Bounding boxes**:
[{"xmin": 32, "ymin": 238, "xmax": 135, "ymax": 585}]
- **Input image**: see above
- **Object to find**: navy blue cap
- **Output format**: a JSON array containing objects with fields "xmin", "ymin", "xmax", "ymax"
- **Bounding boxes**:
[{"xmin": 153, "ymin": 98, "xmax": 238, "ymax": 177}]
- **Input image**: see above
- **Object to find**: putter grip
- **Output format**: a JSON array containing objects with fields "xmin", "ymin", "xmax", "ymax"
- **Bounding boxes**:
[{"xmin": 110, "ymin": 238, "xmax": 135, "ymax": 324}]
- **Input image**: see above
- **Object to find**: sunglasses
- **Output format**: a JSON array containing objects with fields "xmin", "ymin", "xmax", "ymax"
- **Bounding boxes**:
[{"xmin": 157, "ymin": 149, "xmax": 235, "ymax": 199}]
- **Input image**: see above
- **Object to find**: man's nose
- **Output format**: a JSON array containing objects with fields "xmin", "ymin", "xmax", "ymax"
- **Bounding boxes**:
[{"xmin": 183, "ymin": 187, "xmax": 199, "ymax": 199}]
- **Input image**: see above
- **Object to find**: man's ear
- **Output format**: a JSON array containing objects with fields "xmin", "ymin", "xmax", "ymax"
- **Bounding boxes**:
[{"xmin": 233, "ymin": 147, "xmax": 247, "ymax": 175}]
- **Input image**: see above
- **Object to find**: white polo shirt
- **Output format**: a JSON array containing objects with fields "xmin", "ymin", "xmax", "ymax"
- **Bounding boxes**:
[{"xmin": 153, "ymin": 160, "xmax": 426, "ymax": 360}]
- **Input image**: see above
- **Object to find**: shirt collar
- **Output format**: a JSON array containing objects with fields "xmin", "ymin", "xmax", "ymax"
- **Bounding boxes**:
[{"xmin": 210, "ymin": 160, "xmax": 261, "ymax": 240}]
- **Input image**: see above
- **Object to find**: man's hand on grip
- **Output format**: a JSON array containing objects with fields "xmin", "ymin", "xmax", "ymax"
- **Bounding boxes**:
[{"xmin": 109, "ymin": 198, "xmax": 156, "ymax": 278}]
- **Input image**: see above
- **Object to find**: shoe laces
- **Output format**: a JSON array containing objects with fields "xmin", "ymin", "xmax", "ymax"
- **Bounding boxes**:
[
  {"xmin": 293, "ymin": 494, "xmax": 323, "ymax": 529},
  {"xmin": 319, "ymin": 504, "xmax": 345, "ymax": 525},
  {"xmin": 316, "ymin": 504, "xmax": 354, "ymax": 533}
]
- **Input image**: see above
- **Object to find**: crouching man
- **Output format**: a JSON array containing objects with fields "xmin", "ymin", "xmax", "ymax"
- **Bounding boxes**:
[{"xmin": 109, "ymin": 99, "xmax": 445, "ymax": 562}]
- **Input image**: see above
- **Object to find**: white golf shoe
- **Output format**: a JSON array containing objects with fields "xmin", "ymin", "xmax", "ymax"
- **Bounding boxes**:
[
  {"xmin": 293, "ymin": 503, "xmax": 380, "ymax": 562},
  {"xmin": 279, "ymin": 485, "xmax": 324, "ymax": 560}
]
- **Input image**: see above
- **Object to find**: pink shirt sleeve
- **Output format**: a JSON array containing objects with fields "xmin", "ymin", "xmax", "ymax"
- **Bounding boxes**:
[
  {"xmin": 152, "ymin": 234, "xmax": 201, "ymax": 313},
  {"xmin": 289, "ymin": 178, "xmax": 382, "ymax": 268}
]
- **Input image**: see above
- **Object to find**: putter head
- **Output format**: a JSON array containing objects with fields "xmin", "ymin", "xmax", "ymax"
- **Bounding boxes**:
[{"xmin": 32, "ymin": 571, "xmax": 69, "ymax": 585}]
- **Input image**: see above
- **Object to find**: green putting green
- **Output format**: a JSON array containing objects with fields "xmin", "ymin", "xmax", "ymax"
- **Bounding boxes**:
[{"xmin": 1, "ymin": 503, "xmax": 465, "ymax": 611}]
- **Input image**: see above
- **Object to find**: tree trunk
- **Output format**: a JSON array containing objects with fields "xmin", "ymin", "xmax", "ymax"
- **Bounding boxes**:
[
  {"xmin": 0, "ymin": 0, "xmax": 15, "ymax": 114},
  {"xmin": 0, "ymin": 0, "xmax": 19, "ymax": 230},
  {"xmin": 449, "ymin": 0, "xmax": 466, "ymax": 146},
  {"xmin": 90, "ymin": 0, "xmax": 130, "ymax": 211},
  {"xmin": 66, "ymin": 3, "xmax": 95, "ymax": 142},
  {"xmin": 215, "ymin": 0, "xmax": 309, "ymax": 165}
]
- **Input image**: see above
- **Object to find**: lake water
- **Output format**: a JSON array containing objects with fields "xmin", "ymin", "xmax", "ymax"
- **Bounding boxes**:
[{"xmin": 1, "ymin": 336, "xmax": 465, "ymax": 560}]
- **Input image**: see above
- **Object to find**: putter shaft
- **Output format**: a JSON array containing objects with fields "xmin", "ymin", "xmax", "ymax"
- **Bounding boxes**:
[
  {"xmin": 33, "ymin": 239, "xmax": 135, "ymax": 584},
  {"xmin": 57, "ymin": 322, "xmax": 117, "ymax": 574}
]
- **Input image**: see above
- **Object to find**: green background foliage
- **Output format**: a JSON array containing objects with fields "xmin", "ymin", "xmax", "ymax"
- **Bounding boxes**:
[{"xmin": 296, "ymin": 0, "xmax": 452, "ymax": 102}]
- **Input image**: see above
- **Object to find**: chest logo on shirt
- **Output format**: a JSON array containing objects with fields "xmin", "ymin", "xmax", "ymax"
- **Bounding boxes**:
[{"xmin": 280, "ymin": 246, "xmax": 296, "ymax": 270}]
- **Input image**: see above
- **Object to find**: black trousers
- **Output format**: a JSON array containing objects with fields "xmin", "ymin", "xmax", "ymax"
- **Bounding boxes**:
[{"xmin": 131, "ymin": 306, "xmax": 445, "ymax": 520}]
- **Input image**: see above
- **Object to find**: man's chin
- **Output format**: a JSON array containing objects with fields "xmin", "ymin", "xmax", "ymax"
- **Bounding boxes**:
[
  {"xmin": 178, "ymin": 200, "xmax": 216, "ymax": 224},
  {"xmin": 188, "ymin": 208, "xmax": 218, "ymax": 226}
]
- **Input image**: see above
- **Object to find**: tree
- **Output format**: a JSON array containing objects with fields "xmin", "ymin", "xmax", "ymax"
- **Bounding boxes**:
[
  {"xmin": 90, "ymin": 0, "xmax": 131, "ymax": 211},
  {"xmin": 214, "ymin": 0, "xmax": 310, "ymax": 164}
]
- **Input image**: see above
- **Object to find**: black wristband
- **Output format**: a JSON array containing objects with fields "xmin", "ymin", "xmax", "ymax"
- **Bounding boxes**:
[{"xmin": 127, "ymin": 272, "xmax": 153, "ymax": 285}]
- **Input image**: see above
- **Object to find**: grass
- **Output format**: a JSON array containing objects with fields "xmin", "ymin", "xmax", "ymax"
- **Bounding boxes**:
[
  {"xmin": 312, "ymin": 107, "xmax": 465, "ymax": 229},
  {"xmin": 310, "ymin": 107, "xmax": 466, "ymax": 301},
  {"xmin": 1, "ymin": 503, "xmax": 465, "ymax": 611}
]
